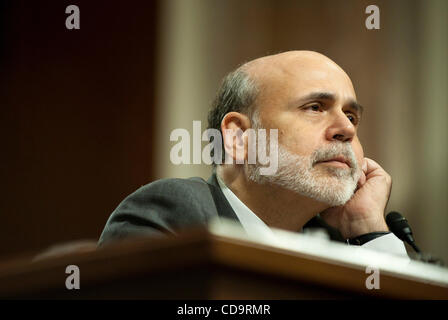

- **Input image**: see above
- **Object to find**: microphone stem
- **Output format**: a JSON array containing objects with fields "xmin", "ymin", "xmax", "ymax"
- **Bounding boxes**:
[{"xmin": 410, "ymin": 242, "xmax": 421, "ymax": 253}]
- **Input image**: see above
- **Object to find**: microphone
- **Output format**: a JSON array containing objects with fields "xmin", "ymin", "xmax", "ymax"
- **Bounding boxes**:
[
  {"xmin": 386, "ymin": 211, "xmax": 444, "ymax": 266},
  {"xmin": 385, "ymin": 211, "xmax": 421, "ymax": 253}
]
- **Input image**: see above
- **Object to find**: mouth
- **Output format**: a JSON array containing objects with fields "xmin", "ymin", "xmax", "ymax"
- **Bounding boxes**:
[{"xmin": 316, "ymin": 156, "xmax": 351, "ymax": 168}]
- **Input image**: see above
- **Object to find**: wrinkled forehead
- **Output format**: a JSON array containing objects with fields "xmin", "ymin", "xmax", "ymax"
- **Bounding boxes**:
[{"xmin": 243, "ymin": 52, "xmax": 357, "ymax": 107}]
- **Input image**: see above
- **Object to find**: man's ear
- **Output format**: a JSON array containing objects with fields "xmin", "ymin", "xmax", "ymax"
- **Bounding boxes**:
[{"xmin": 221, "ymin": 112, "xmax": 251, "ymax": 164}]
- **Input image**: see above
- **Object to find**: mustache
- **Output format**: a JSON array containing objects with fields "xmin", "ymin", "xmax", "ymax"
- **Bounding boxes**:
[{"xmin": 311, "ymin": 143, "xmax": 358, "ymax": 170}]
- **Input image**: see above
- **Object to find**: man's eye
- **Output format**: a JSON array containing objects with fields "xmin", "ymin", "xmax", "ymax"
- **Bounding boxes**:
[
  {"xmin": 306, "ymin": 104, "xmax": 321, "ymax": 111},
  {"xmin": 346, "ymin": 113, "xmax": 359, "ymax": 124}
]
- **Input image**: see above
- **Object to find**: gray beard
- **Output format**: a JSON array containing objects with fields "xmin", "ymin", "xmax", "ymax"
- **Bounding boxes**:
[{"xmin": 246, "ymin": 115, "xmax": 361, "ymax": 206}]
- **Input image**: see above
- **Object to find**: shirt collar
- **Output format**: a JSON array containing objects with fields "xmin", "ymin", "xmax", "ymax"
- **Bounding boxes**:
[{"xmin": 216, "ymin": 174, "xmax": 277, "ymax": 239}]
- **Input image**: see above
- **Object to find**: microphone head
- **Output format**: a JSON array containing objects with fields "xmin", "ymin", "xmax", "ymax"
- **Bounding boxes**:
[
  {"xmin": 386, "ymin": 211, "xmax": 406, "ymax": 225},
  {"xmin": 386, "ymin": 211, "xmax": 414, "ymax": 243}
]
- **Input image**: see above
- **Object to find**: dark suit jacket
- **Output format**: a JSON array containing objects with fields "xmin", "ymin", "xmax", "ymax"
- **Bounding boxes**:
[{"xmin": 98, "ymin": 173, "xmax": 344, "ymax": 245}]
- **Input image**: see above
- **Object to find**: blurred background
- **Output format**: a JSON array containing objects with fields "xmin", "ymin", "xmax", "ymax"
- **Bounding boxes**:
[{"xmin": 0, "ymin": 0, "xmax": 446, "ymax": 263}]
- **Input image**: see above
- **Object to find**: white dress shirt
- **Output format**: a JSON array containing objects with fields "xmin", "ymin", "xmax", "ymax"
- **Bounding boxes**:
[{"xmin": 216, "ymin": 175, "xmax": 409, "ymax": 257}]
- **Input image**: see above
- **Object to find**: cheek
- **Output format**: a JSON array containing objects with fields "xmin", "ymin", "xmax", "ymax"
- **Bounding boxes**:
[{"xmin": 280, "ymin": 129, "xmax": 316, "ymax": 155}]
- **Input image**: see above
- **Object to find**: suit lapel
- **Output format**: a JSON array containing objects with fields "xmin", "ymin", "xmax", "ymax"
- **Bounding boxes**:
[{"xmin": 207, "ymin": 173, "xmax": 240, "ymax": 223}]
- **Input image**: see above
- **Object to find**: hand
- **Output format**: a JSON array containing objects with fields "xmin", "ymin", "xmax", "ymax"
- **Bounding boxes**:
[{"xmin": 320, "ymin": 158, "xmax": 391, "ymax": 239}]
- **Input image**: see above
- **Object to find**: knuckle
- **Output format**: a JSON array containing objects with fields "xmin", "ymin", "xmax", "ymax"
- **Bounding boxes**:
[
  {"xmin": 386, "ymin": 174, "xmax": 392, "ymax": 185},
  {"xmin": 380, "ymin": 173, "xmax": 391, "ymax": 184}
]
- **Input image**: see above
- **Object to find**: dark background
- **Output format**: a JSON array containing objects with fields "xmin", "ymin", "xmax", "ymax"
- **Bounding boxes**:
[{"xmin": 0, "ymin": 1, "xmax": 158, "ymax": 258}]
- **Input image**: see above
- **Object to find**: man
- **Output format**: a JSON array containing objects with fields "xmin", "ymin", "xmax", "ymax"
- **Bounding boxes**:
[{"xmin": 99, "ymin": 51, "xmax": 407, "ymax": 256}]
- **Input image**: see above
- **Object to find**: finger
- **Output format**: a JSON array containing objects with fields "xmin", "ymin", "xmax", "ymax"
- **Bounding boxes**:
[
  {"xmin": 357, "ymin": 170, "xmax": 367, "ymax": 188},
  {"xmin": 364, "ymin": 157, "xmax": 384, "ymax": 176},
  {"xmin": 364, "ymin": 158, "xmax": 392, "ymax": 187}
]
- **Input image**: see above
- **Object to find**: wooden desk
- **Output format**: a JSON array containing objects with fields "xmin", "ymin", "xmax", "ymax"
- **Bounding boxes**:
[{"xmin": 0, "ymin": 225, "xmax": 447, "ymax": 299}]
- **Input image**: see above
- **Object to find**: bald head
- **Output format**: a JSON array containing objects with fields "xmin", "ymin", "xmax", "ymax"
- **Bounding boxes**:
[
  {"xmin": 242, "ymin": 50, "xmax": 345, "ymax": 75},
  {"xmin": 239, "ymin": 51, "xmax": 356, "ymax": 115}
]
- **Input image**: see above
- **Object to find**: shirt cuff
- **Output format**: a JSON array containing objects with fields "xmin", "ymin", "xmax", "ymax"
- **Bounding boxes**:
[{"xmin": 360, "ymin": 232, "xmax": 410, "ymax": 258}]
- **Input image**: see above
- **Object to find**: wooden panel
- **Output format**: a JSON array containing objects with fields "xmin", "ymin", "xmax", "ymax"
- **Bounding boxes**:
[{"xmin": 0, "ymin": 230, "xmax": 446, "ymax": 299}]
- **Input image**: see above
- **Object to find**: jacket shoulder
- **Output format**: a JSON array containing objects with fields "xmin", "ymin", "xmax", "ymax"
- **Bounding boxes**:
[
  {"xmin": 98, "ymin": 176, "xmax": 217, "ymax": 245},
  {"xmin": 135, "ymin": 176, "xmax": 209, "ymax": 199}
]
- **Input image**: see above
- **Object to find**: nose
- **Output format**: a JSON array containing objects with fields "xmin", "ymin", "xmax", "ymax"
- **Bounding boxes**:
[{"xmin": 325, "ymin": 110, "xmax": 356, "ymax": 143}]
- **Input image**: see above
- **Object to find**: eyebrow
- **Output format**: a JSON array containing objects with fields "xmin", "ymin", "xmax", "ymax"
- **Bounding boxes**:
[{"xmin": 298, "ymin": 91, "xmax": 364, "ymax": 116}]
